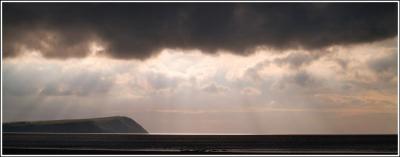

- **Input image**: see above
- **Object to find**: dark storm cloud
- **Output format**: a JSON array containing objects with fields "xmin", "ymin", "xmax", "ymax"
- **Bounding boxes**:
[{"xmin": 3, "ymin": 3, "xmax": 398, "ymax": 59}]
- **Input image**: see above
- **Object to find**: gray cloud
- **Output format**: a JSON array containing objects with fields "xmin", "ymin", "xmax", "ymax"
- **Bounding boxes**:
[
  {"xmin": 201, "ymin": 83, "xmax": 229, "ymax": 93},
  {"xmin": 3, "ymin": 63, "xmax": 62, "ymax": 96},
  {"xmin": 271, "ymin": 70, "xmax": 321, "ymax": 91},
  {"xmin": 368, "ymin": 51, "xmax": 398, "ymax": 82},
  {"xmin": 293, "ymin": 71, "xmax": 316, "ymax": 87},
  {"xmin": 274, "ymin": 53, "xmax": 316, "ymax": 68},
  {"xmin": 40, "ymin": 72, "xmax": 113, "ymax": 96},
  {"xmin": 335, "ymin": 58, "xmax": 349, "ymax": 69},
  {"xmin": 4, "ymin": 3, "xmax": 398, "ymax": 60},
  {"xmin": 243, "ymin": 59, "xmax": 271, "ymax": 81},
  {"xmin": 145, "ymin": 72, "xmax": 180, "ymax": 90},
  {"xmin": 3, "ymin": 63, "xmax": 114, "ymax": 97},
  {"xmin": 368, "ymin": 52, "xmax": 397, "ymax": 74},
  {"xmin": 3, "ymin": 72, "xmax": 42, "ymax": 96}
]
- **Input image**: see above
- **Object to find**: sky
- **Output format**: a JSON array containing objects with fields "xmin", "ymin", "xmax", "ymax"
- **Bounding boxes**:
[{"xmin": 2, "ymin": 3, "xmax": 399, "ymax": 134}]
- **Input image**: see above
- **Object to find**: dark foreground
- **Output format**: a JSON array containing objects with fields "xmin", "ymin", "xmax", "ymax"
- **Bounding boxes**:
[{"xmin": 3, "ymin": 133, "xmax": 398, "ymax": 155}]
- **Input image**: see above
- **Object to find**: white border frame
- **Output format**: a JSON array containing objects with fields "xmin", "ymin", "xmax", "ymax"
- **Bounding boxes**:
[{"xmin": 0, "ymin": 0, "xmax": 399, "ymax": 156}]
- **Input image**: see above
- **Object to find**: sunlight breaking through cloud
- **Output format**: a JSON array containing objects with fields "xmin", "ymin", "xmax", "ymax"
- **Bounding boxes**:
[{"xmin": 3, "ymin": 37, "xmax": 397, "ymax": 134}]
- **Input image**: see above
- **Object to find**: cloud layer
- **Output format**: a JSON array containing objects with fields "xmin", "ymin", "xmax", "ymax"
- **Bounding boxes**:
[
  {"xmin": 3, "ymin": 38, "xmax": 397, "ymax": 133},
  {"xmin": 4, "ymin": 3, "xmax": 398, "ymax": 59}
]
